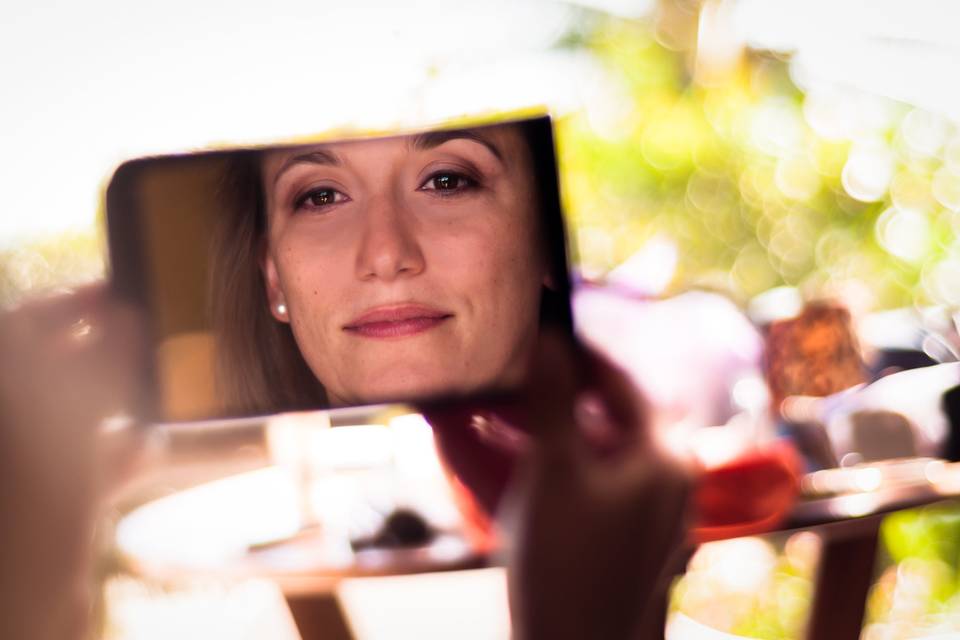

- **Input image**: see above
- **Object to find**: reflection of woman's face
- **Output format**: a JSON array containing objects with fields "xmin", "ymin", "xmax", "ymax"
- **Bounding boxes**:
[{"xmin": 260, "ymin": 125, "xmax": 548, "ymax": 407}]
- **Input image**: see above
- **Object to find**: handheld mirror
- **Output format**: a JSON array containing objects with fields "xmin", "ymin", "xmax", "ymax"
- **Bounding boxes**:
[{"xmin": 106, "ymin": 115, "xmax": 574, "ymax": 424}]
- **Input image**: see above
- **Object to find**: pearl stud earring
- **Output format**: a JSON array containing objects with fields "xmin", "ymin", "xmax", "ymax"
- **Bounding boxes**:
[{"xmin": 276, "ymin": 303, "xmax": 287, "ymax": 317}]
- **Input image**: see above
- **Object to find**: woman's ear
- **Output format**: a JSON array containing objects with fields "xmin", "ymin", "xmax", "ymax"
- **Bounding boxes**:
[
  {"xmin": 261, "ymin": 248, "xmax": 290, "ymax": 323},
  {"xmin": 542, "ymin": 271, "xmax": 558, "ymax": 291},
  {"xmin": 538, "ymin": 229, "xmax": 558, "ymax": 292},
  {"xmin": 541, "ymin": 256, "xmax": 558, "ymax": 291}
]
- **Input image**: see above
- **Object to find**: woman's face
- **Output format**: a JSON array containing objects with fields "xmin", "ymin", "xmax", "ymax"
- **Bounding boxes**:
[{"xmin": 260, "ymin": 125, "xmax": 548, "ymax": 407}]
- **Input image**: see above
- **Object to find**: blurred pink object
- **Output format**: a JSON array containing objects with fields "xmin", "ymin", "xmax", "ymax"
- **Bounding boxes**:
[{"xmin": 572, "ymin": 283, "xmax": 764, "ymax": 431}]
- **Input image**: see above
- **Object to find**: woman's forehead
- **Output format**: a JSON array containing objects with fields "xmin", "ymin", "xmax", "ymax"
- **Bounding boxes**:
[{"xmin": 261, "ymin": 124, "xmax": 529, "ymax": 178}]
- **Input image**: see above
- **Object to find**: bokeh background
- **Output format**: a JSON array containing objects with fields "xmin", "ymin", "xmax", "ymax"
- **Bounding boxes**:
[
  {"xmin": 5, "ymin": 0, "xmax": 960, "ymax": 638},
  {"xmin": 6, "ymin": 0, "xmax": 960, "ymax": 313}
]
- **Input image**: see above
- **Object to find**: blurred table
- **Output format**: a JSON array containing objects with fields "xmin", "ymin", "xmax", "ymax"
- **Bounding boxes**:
[
  {"xmin": 111, "ymin": 417, "xmax": 960, "ymax": 640},
  {"xmin": 109, "ymin": 419, "xmax": 489, "ymax": 640},
  {"xmin": 784, "ymin": 458, "xmax": 960, "ymax": 640}
]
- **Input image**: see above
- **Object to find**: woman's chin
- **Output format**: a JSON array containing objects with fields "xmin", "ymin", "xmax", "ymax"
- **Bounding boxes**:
[{"xmin": 341, "ymin": 373, "xmax": 474, "ymax": 406}]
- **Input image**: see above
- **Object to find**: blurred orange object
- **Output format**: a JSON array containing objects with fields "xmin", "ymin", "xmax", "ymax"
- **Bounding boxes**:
[
  {"xmin": 764, "ymin": 302, "xmax": 867, "ymax": 416},
  {"xmin": 691, "ymin": 440, "xmax": 802, "ymax": 543}
]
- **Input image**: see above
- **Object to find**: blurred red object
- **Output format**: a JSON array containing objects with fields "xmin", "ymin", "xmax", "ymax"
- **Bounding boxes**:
[
  {"xmin": 690, "ymin": 440, "xmax": 802, "ymax": 543},
  {"xmin": 426, "ymin": 402, "xmax": 803, "ymax": 547}
]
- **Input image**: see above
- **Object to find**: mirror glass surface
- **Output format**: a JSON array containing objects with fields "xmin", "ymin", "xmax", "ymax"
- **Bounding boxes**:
[{"xmin": 107, "ymin": 116, "xmax": 573, "ymax": 423}]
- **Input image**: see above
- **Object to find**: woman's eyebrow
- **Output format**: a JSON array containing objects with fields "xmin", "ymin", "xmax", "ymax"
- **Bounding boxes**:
[
  {"xmin": 410, "ymin": 130, "xmax": 505, "ymax": 163},
  {"xmin": 272, "ymin": 148, "xmax": 340, "ymax": 187}
]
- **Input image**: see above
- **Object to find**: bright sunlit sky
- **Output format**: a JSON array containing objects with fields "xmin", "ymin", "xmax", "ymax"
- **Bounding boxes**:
[
  {"xmin": 3, "ymin": 0, "xmax": 960, "ymax": 249},
  {"xmin": 0, "ymin": 0, "xmax": 599, "ymax": 248}
]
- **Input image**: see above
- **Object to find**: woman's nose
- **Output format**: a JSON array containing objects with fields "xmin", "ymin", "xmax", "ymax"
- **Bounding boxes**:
[{"xmin": 356, "ymin": 196, "xmax": 426, "ymax": 282}]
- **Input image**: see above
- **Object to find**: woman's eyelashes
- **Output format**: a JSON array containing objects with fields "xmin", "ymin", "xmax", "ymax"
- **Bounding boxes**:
[
  {"xmin": 418, "ymin": 170, "xmax": 479, "ymax": 197},
  {"xmin": 293, "ymin": 186, "xmax": 350, "ymax": 213},
  {"xmin": 288, "ymin": 169, "xmax": 482, "ymax": 214}
]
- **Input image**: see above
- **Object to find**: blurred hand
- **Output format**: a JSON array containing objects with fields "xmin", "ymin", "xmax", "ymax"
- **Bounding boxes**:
[
  {"xmin": 0, "ymin": 285, "xmax": 145, "ymax": 640},
  {"xmin": 503, "ymin": 332, "xmax": 692, "ymax": 640}
]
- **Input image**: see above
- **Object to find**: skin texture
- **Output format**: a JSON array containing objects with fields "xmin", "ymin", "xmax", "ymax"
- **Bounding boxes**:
[{"xmin": 260, "ymin": 125, "xmax": 548, "ymax": 407}]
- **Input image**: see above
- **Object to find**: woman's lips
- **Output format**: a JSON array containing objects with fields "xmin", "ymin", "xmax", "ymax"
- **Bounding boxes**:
[{"xmin": 343, "ymin": 305, "xmax": 454, "ymax": 339}]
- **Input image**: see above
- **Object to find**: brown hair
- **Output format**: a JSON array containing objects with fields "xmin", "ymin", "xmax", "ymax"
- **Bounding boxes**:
[
  {"xmin": 209, "ymin": 118, "xmax": 571, "ymax": 415},
  {"xmin": 209, "ymin": 151, "xmax": 326, "ymax": 415}
]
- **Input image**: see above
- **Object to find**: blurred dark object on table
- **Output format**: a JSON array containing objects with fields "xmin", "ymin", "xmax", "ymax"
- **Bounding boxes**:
[
  {"xmin": 351, "ymin": 509, "xmax": 435, "ymax": 551},
  {"xmin": 871, "ymin": 348, "xmax": 938, "ymax": 378},
  {"xmin": 942, "ymin": 384, "xmax": 960, "ymax": 462}
]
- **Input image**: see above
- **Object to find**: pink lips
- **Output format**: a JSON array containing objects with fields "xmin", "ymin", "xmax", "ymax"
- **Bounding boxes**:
[{"xmin": 343, "ymin": 304, "xmax": 453, "ymax": 339}]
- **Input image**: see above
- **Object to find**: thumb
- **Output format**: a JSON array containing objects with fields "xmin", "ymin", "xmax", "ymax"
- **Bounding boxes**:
[{"xmin": 517, "ymin": 329, "xmax": 584, "ymax": 461}]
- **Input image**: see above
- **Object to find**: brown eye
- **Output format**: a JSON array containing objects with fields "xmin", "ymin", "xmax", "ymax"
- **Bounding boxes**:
[
  {"xmin": 421, "ymin": 172, "xmax": 476, "ymax": 193},
  {"xmin": 307, "ymin": 188, "xmax": 336, "ymax": 205},
  {"xmin": 433, "ymin": 174, "xmax": 461, "ymax": 190},
  {"xmin": 295, "ymin": 187, "xmax": 347, "ymax": 211}
]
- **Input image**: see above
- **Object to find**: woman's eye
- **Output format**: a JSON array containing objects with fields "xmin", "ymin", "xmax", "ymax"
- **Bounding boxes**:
[
  {"xmin": 295, "ymin": 187, "xmax": 347, "ymax": 211},
  {"xmin": 421, "ymin": 172, "xmax": 476, "ymax": 194}
]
